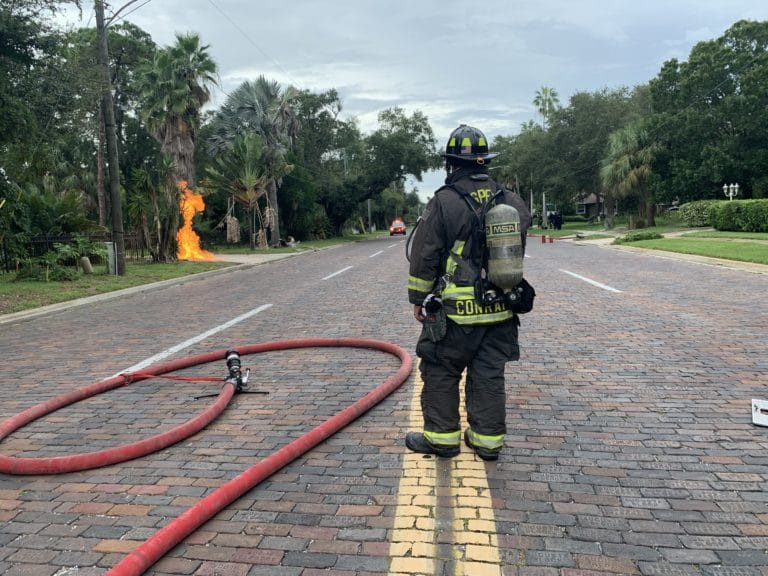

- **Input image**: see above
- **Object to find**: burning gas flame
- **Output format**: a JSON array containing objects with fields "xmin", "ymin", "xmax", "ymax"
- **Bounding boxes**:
[{"xmin": 176, "ymin": 180, "xmax": 215, "ymax": 261}]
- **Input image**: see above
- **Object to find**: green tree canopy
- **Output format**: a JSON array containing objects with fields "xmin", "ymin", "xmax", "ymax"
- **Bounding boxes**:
[
  {"xmin": 208, "ymin": 76, "xmax": 300, "ymax": 246},
  {"xmin": 650, "ymin": 20, "xmax": 768, "ymax": 200}
]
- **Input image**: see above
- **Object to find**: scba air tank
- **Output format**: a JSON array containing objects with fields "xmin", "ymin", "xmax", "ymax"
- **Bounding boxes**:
[{"xmin": 485, "ymin": 203, "xmax": 524, "ymax": 290}]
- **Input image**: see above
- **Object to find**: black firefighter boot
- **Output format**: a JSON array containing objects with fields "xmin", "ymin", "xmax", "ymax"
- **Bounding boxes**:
[
  {"xmin": 405, "ymin": 432, "xmax": 459, "ymax": 458},
  {"xmin": 464, "ymin": 429, "xmax": 499, "ymax": 461}
]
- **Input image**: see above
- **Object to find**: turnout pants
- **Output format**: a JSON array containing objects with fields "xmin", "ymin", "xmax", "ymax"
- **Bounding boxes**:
[{"xmin": 415, "ymin": 317, "xmax": 520, "ymax": 453}]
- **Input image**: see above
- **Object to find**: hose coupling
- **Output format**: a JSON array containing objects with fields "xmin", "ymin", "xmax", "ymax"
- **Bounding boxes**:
[{"xmin": 225, "ymin": 350, "xmax": 250, "ymax": 392}]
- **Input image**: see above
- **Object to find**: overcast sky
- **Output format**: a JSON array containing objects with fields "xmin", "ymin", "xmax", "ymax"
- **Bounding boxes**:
[{"xmin": 63, "ymin": 1, "xmax": 768, "ymax": 199}]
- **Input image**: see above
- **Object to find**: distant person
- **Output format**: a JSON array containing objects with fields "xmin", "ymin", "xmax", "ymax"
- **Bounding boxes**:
[{"xmin": 406, "ymin": 124, "xmax": 533, "ymax": 461}]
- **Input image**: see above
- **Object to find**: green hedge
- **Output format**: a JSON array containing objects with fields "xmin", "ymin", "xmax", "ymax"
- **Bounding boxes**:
[
  {"xmin": 711, "ymin": 199, "xmax": 768, "ymax": 232},
  {"xmin": 678, "ymin": 200, "xmax": 721, "ymax": 227}
]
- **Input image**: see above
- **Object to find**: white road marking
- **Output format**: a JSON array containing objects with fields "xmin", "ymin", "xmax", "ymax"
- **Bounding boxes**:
[
  {"xmin": 116, "ymin": 304, "xmax": 273, "ymax": 375},
  {"xmin": 560, "ymin": 269, "xmax": 623, "ymax": 293},
  {"xmin": 322, "ymin": 265, "xmax": 353, "ymax": 280},
  {"xmin": 369, "ymin": 250, "xmax": 384, "ymax": 258}
]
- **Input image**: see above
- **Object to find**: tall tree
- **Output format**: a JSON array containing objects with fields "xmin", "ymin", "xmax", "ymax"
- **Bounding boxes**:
[
  {"xmin": 493, "ymin": 124, "xmax": 561, "ymax": 219},
  {"xmin": 136, "ymin": 33, "xmax": 217, "ymax": 261},
  {"xmin": 1, "ymin": 0, "xmax": 84, "ymax": 186},
  {"xmin": 649, "ymin": 20, "xmax": 768, "ymax": 200},
  {"xmin": 495, "ymin": 86, "xmax": 650, "ymax": 220},
  {"xmin": 600, "ymin": 121, "xmax": 658, "ymax": 228},
  {"xmin": 359, "ymin": 108, "xmax": 440, "ymax": 197},
  {"xmin": 282, "ymin": 89, "xmax": 351, "ymax": 240},
  {"xmin": 533, "ymin": 86, "xmax": 560, "ymax": 129},
  {"xmin": 318, "ymin": 107, "xmax": 439, "ymax": 236},
  {"xmin": 548, "ymin": 88, "xmax": 644, "ymax": 199},
  {"xmin": 209, "ymin": 76, "xmax": 299, "ymax": 246},
  {"xmin": 0, "ymin": 0, "xmax": 97, "ymax": 263},
  {"xmin": 204, "ymin": 133, "xmax": 269, "ymax": 249}
]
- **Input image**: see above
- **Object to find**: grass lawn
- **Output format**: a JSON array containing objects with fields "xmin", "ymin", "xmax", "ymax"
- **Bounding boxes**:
[
  {"xmin": 623, "ymin": 237, "xmax": 768, "ymax": 265},
  {"xmin": 678, "ymin": 230, "xmax": 768, "ymax": 240},
  {"xmin": 0, "ymin": 236, "xmax": 368, "ymax": 316},
  {"xmin": 0, "ymin": 260, "xmax": 235, "ymax": 316},
  {"xmin": 536, "ymin": 221, "xmax": 768, "ymax": 265}
]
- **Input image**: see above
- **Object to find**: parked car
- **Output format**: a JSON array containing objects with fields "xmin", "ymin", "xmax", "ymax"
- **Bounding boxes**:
[{"xmin": 389, "ymin": 219, "xmax": 406, "ymax": 236}]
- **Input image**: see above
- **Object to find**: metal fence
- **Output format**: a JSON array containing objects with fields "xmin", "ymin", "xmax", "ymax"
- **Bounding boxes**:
[{"xmin": 1, "ymin": 232, "xmax": 145, "ymax": 273}]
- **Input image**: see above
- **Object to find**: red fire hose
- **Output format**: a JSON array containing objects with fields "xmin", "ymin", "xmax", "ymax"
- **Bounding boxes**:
[{"xmin": 0, "ymin": 337, "xmax": 413, "ymax": 576}]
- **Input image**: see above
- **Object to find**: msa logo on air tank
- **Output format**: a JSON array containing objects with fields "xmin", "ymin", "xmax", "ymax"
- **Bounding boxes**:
[{"xmin": 487, "ymin": 222, "xmax": 520, "ymax": 235}]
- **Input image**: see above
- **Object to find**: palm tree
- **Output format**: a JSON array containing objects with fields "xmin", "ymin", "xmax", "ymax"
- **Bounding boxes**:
[
  {"xmin": 204, "ymin": 133, "xmax": 270, "ymax": 249},
  {"xmin": 600, "ymin": 122, "xmax": 658, "ymax": 228},
  {"xmin": 533, "ymin": 86, "xmax": 560, "ymax": 129},
  {"xmin": 136, "ymin": 33, "xmax": 217, "ymax": 261},
  {"xmin": 209, "ymin": 76, "xmax": 300, "ymax": 247},
  {"xmin": 520, "ymin": 119, "xmax": 542, "ymax": 133}
]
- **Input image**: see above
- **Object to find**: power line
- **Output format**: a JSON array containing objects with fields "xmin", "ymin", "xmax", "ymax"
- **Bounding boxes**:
[
  {"xmin": 205, "ymin": 0, "xmax": 304, "ymax": 91},
  {"xmin": 106, "ymin": 0, "xmax": 154, "ymax": 27}
]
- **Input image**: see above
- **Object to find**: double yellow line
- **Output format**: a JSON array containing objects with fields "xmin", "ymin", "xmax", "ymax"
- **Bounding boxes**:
[{"xmin": 388, "ymin": 373, "xmax": 502, "ymax": 576}]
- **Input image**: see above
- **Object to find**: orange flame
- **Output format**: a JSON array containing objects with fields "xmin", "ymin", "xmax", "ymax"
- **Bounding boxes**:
[{"xmin": 176, "ymin": 180, "xmax": 215, "ymax": 261}]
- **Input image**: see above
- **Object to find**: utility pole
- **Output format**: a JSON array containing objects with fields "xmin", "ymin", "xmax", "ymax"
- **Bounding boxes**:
[
  {"xmin": 529, "ymin": 169, "xmax": 534, "ymax": 222},
  {"xmin": 95, "ymin": 0, "xmax": 126, "ymax": 275}
]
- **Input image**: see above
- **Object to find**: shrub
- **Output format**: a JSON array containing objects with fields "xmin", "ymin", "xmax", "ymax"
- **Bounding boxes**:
[
  {"xmin": 12, "ymin": 235, "xmax": 106, "ymax": 281},
  {"xmin": 613, "ymin": 230, "xmax": 663, "ymax": 244},
  {"xmin": 15, "ymin": 260, "xmax": 80, "ymax": 282},
  {"xmin": 72, "ymin": 235, "xmax": 108, "ymax": 263},
  {"xmin": 678, "ymin": 200, "xmax": 721, "ymax": 227},
  {"xmin": 655, "ymin": 210, "xmax": 682, "ymax": 226},
  {"xmin": 710, "ymin": 199, "xmax": 768, "ymax": 232}
]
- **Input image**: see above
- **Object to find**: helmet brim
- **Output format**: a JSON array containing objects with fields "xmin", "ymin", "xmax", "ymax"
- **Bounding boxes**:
[{"xmin": 441, "ymin": 152, "xmax": 500, "ymax": 162}]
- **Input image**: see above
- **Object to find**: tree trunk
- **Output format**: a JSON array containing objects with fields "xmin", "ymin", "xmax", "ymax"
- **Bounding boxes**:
[
  {"xmin": 157, "ymin": 179, "xmax": 179, "ymax": 262},
  {"xmin": 96, "ymin": 0, "xmax": 126, "ymax": 274},
  {"xmin": 604, "ymin": 196, "xmax": 616, "ymax": 229},
  {"xmin": 96, "ymin": 109, "xmax": 107, "ymax": 227},
  {"xmin": 157, "ymin": 122, "xmax": 194, "ymax": 262},
  {"xmin": 267, "ymin": 179, "xmax": 280, "ymax": 247},
  {"xmin": 646, "ymin": 196, "xmax": 656, "ymax": 227},
  {"xmin": 149, "ymin": 187, "xmax": 162, "ymax": 261},
  {"xmin": 140, "ymin": 213, "xmax": 151, "ymax": 260},
  {"xmin": 250, "ymin": 206, "xmax": 256, "ymax": 250}
]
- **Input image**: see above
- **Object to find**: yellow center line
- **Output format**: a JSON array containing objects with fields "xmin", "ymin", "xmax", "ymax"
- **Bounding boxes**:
[
  {"xmin": 388, "ymin": 371, "xmax": 502, "ymax": 576},
  {"xmin": 389, "ymin": 371, "xmax": 438, "ymax": 576}
]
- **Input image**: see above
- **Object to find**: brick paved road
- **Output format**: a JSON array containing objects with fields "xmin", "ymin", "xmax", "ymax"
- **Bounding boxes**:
[{"xmin": 1, "ymin": 237, "xmax": 767, "ymax": 575}]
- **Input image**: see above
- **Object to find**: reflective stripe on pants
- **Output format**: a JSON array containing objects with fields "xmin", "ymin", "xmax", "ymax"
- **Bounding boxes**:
[{"xmin": 416, "ymin": 318, "xmax": 519, "ymax": 444}]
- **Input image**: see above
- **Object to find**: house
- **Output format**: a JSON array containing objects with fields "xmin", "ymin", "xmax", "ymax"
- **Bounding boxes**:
[{"xmin": 576, "ymin": 193, "xmax": 603, "ymax": 219}]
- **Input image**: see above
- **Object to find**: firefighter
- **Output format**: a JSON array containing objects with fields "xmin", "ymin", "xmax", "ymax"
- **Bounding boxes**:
[{"xmin": 406, "ymin": 124, "xmax": 532, "ymax": 460}]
